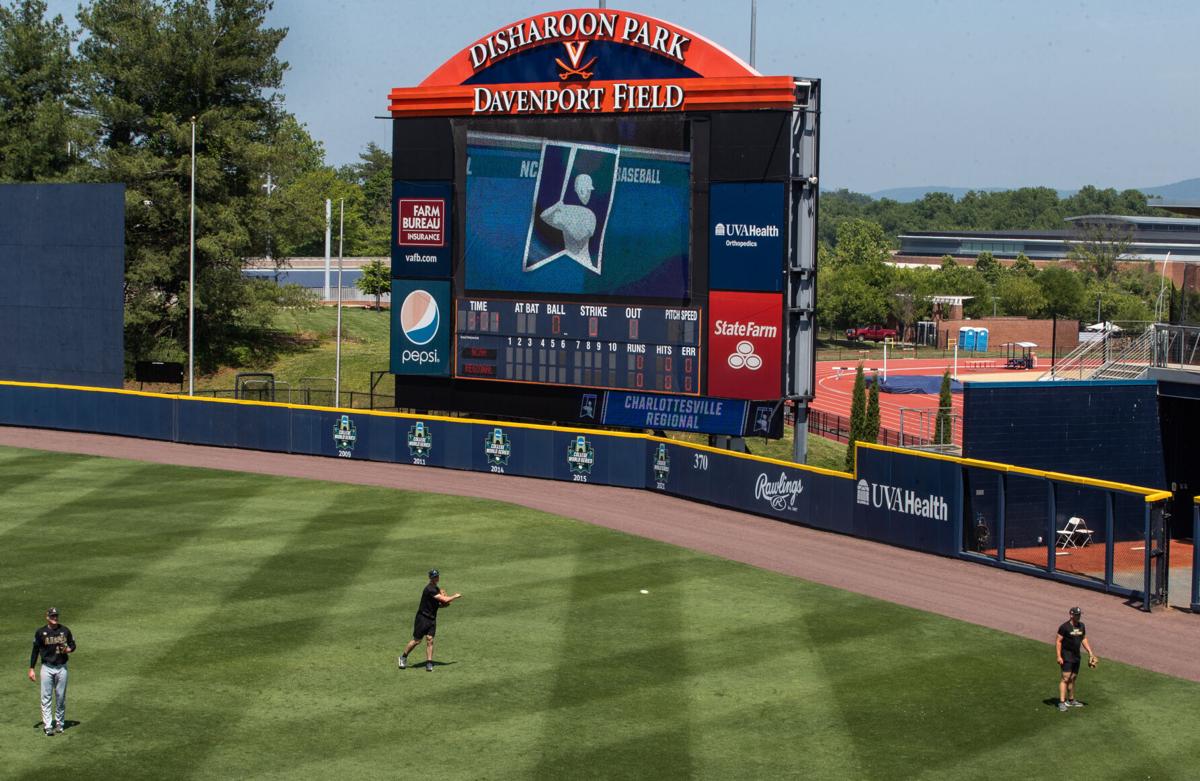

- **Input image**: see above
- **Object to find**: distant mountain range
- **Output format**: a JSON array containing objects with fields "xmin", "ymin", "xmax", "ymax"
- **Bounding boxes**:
[{"xmin": 856, "ymin": 178, "xmax": 1200, "ymax": 203}]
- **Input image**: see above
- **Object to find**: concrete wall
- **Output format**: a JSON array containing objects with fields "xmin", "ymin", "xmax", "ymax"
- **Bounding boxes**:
[{"xmin": 937, "ymin": 317, "xmax": 1079, "ymax": 354}]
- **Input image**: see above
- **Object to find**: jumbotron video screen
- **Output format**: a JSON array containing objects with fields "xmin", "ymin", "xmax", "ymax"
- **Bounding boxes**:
[
  {"xmin": 464, "ymin": 131, "xmax": 690, "ymax": 298},
  {"xmin": 458, "ymin": 128, "xmax": 697, "ymax": 395}
]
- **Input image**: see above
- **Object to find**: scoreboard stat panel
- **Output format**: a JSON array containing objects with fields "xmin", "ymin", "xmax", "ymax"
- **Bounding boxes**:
[{"xmin": 455, "ymin": 298, "xmax": 702, "ymax": 395}]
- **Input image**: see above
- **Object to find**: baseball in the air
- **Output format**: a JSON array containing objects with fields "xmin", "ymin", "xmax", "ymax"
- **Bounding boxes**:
[{"xmin": 639, "ymin": 589, "xmax": 649, "ymax": 594}]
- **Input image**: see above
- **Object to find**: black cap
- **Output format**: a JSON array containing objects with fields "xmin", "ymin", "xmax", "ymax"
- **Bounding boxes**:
[
  {"xmin": 428, "ymin": 569, "xmax": 439, "ymax": 579},
  {"xmin": 1069, "ymin": 606, "xmax": 1081, "ymax": 616},
  {"xmin": 46, "ymin": 607, "xmax": 58, "ymax": 617}
]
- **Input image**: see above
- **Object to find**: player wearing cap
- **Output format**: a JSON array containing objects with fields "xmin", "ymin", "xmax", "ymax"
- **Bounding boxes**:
[
  {"xmin": 28, "ymin": 607, "xmax": 76, "ymax": 736},
  {"xmin": 399, "ymin": 569, "xmax": 462, "ymax": 672},
  {"xmin": 1055, "ymin": 606, "xmax": 1096, "ymax": 711}
]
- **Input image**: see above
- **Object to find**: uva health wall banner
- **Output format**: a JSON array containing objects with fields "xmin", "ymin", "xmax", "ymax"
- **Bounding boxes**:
[{"xmin": 852, "ymin": 446, "xmax": 961, "ymax": 556}]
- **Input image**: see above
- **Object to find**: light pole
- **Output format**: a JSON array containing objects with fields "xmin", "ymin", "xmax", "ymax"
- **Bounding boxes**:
[
  {"xmin": 188, "ymin": 116, "xmax": 196, "ymax": 396},
  {"xmin": 335, "ymin": 199, "xmax": 345, "ymax": 407},
  {"xmin": 323, "ymin": 199, "xmax": 332, "ymax": 299},
  {"xmin": 749, "ymin": 0, "xmax": 757, "ymax": 68}
]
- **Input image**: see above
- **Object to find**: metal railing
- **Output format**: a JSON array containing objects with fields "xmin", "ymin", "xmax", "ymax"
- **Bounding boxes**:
[
  {"xmin": 1039, "ymin": 333, "xmax": 1113, "ymax": 381},
  {"xmin": 1151, "ymin": 323, "xmax": 1200, "ymax": 371}
]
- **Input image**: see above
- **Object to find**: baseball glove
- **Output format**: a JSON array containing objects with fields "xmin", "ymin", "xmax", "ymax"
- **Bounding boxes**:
[{"xmin": 1087, "ymin": 655, "xmax": 1098, "ymax": 669}]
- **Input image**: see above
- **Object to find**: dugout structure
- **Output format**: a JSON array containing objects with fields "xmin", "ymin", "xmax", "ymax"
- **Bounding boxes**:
[{"xmin": 386, "ymin": 9, "xmax": 819, "ymax": 452}]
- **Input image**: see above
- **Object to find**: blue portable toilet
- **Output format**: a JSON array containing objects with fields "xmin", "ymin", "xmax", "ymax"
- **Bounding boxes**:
[
  {"xmin": 975, "ymin": 327, "xmax": 989, "ymax": 352},
  {"xmin": 959, "ymin": 326, "xmax": 976, "ymax": 351}
]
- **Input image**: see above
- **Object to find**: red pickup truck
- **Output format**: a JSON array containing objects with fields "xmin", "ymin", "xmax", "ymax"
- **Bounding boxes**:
[{"xmin": 845, "ymin": 325, "xmax": 898, "ymax": 342}]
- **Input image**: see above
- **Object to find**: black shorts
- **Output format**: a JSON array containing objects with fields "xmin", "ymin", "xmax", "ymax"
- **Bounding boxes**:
[
  {"xmin": 413, "ymin": 614, "xmax": 437, "ymax": 640},
  {"xmin": 1061, "ymin": 657, "xmax": 1080, "ymax": 674}
]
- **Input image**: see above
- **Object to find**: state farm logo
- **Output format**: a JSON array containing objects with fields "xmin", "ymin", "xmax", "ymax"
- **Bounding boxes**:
[
  {"xmin": 397, "ymin": 199, "xmax": 444, "ymax": 247},
  {"xmin": 727, "ymin": 340, "xmax": 762, "ymax": 371},
  {"xmin": 755, "ymin": 472, "xmax": 804, "ymax": 512},
  {"xmin": 713, "ymin": 319, "xmax": 778, "ymax": 339}
]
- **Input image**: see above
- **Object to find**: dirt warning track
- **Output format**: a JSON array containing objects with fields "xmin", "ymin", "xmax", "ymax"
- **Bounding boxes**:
[{"xmin": 2, "ymin": 425, "xmax": 1196, "ymax": 682}]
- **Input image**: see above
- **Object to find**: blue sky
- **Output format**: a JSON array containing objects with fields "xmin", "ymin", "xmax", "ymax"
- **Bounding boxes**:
[{"xmin": 43, "ymin": 1, "xmax": 1198, "ymax": 193}]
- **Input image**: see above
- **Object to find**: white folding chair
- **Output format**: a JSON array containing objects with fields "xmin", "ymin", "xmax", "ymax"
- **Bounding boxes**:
[{"xmin": 1056, "ymin": 516, "xmax": 1093, "ymax": 549}]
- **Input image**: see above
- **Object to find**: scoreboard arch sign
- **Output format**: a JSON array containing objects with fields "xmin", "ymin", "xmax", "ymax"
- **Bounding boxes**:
[{"xmin": 389, "ymin": 8, "xmax": 818, "ymax": 439}]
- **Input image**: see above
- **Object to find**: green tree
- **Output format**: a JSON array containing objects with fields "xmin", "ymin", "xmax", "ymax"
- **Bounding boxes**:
[
  {"xmin": 934, "ymin": 371, "xmax": 953, "ymax": 446},
  {"xmin": 271, "ymin": 168, "xmax": 367, "ymax": 258},
  {"xmin": 832, "ymin": 217, "xmax": 893, "ymax": 269},
  {"xmin": 931, "ymin": 262, "xmax": 990, "ymax": 318},
  {"xmin": 0, "ymin": 0, "xmax": 90, "ymax": 181},
  {"xmin": 1037, "ymin": 266, "xmax": 1086, "ymax": 319},
  {"xmin": 355, "ymin": 258, "xmax": 391, "ymax": 311},
  {"xmin": 820, "ymin": 263, "xmax": 890, "ymax": 333},
  {"xmin": 1010, "ymin": 252, "xmax": 1038, "ymax": 278},
  {"xmin": 845, "ymin": 363, "xmax": 866, "ymax": 472},
  {"xmin": 78, "ymin": 0, "xmax": 292, "ymax": 369},
  {"xmin": 1068, "ymin": 217, "xmax": 1135, "ymax": 282},
  {"xmin": 865, "ymin": 373, "xmax": 880, "ymax": 444},
  {"xmin": 973, "ymin": 251, "xmax": 1002, "ymax": 284},
  {"xmin": 340, "ymin": 142, "xmax": 391, "ymax": 255},
  {"xmin": 995, "ymin": 273, "xmax": 1046, "ymax": 317}
]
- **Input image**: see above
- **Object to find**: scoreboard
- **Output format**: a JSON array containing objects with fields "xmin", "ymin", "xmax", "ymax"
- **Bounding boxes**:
[
  {"xmin": 387, "ymin": 9, "xmax": 820, "ymax": 440},
  {"xmin": 455, "ymin": 297, "xmax": 702, "ymax": 395}
]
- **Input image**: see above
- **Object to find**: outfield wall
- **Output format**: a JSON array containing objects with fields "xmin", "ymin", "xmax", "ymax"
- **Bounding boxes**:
[{"xmin": 0, "ymin": 380, "xmax": 1174, "ymax": 607}]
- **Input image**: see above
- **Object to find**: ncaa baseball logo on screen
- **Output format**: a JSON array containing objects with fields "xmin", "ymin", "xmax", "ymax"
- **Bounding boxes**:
[{"xmin": 399, "ymin": 289, "xmax": 441, "ymax": 364}]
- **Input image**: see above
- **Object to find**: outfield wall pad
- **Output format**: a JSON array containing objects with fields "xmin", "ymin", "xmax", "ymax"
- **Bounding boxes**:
[{"xmin": 0, "ymin": 381, "xmax": 1175, "ymax": 607}]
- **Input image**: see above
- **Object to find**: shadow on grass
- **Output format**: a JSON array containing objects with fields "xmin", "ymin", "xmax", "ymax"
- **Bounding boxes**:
[{"xmin": 30, "ymin": 719, "xmax": 81, "ymax": 731}]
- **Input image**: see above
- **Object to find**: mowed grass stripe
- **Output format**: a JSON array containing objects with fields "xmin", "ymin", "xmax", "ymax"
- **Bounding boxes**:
[{"xmin": 1, "ymin": 446, "xmax": 1198, "ymax": 780}]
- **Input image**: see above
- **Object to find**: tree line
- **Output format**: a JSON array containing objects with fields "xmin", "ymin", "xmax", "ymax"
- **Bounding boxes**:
[
  {"xmin": 0, "ymin": 0, "xmax": 391, "ymax": 372},
  {"xmin": 818, "ymin": 211, "xmax": 1182, "ymax": 339}
]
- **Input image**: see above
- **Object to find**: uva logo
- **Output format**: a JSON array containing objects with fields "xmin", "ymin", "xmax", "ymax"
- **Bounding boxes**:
[
  {"xmin": 400, "ymin": 289, "xmax": 440, "ymax": 348},
  {"xmin": 556, "ymin": 41, "xmax": 596, "ymax": 80}
]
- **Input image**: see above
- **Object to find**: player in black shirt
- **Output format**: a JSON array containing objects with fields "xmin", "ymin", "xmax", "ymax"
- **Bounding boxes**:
[
  {"xmin": 28, "ymin": 607, "xmax": 76, "ymax": 735},
  {"xmin": 399, "ymin": 569, "xmax": 462, "ymax": 671},
  {"xmin": 1055, "ymin": 606, "xmax": 1095, "ymax": 711}
]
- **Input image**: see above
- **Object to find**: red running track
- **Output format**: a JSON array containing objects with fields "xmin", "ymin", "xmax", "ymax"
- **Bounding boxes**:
[{"xmin": 809, "ymin": 358, "xmax": 1042, "ymax": 446}]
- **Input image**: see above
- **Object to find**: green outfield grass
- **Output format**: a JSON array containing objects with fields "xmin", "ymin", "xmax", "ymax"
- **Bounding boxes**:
[{"xmin": 1, "ymin": 446, "xmax": 1196, "ymax": 780}]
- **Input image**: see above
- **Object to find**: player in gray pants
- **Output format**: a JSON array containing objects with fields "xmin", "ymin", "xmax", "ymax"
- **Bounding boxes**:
[{"xmin": 28, "ymin": 607, "xmax": 75, "ymax": 736}]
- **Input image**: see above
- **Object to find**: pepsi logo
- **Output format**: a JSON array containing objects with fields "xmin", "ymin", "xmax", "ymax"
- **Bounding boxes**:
[{"xmin": 400, "ymin": 289, "xmax": 440, "ymax": 346}]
